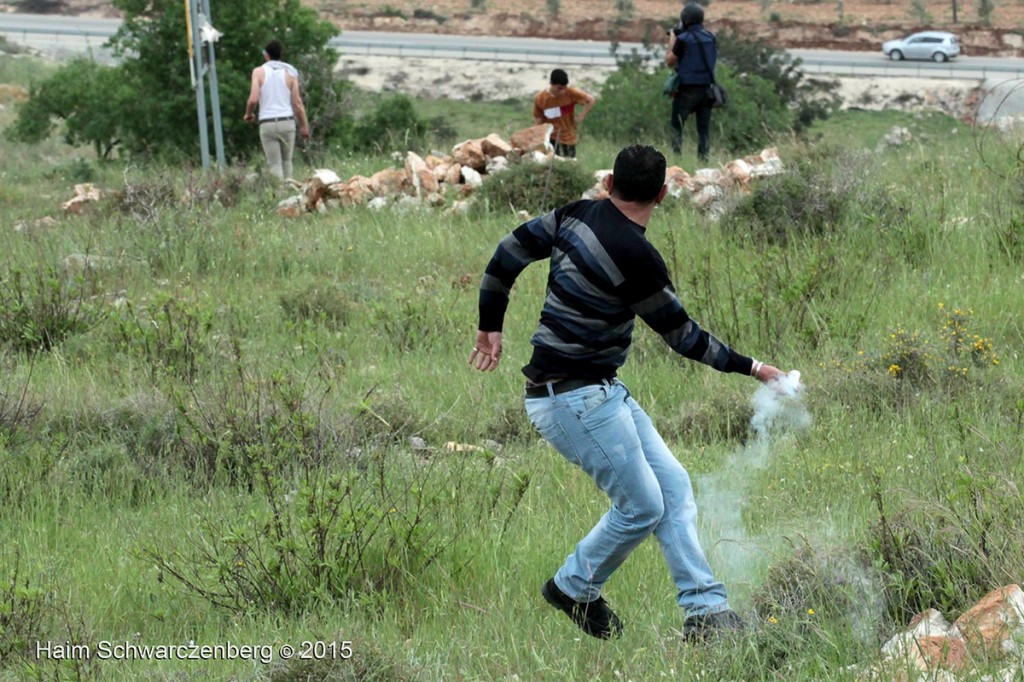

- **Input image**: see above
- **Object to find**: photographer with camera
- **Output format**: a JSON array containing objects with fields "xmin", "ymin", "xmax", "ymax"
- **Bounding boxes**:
[{"xmin": 665, "ymin": 3, "xmax": 717, "ymax": 162}]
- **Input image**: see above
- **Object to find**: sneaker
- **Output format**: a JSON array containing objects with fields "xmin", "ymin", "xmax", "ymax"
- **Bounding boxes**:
[
  {"xmin": 681, "ymin": 609, "xmax": 746, "ymax": 642},
  {"xmin": 541, "ymin": 578, "xmax": 623, "ymax": 640}
]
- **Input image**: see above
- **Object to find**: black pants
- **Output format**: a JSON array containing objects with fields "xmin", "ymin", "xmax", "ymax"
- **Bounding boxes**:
[
  {"xmin": 551, "ymin": 141, "xmax": 577, "ymax": 158},
  {"xmin": 670, "ymin": 85, "xmax": 712, "ymax": 161}
]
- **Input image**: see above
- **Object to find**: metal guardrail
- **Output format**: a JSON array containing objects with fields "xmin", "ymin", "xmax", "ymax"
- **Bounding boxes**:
[
  {"xmin": 330, "ymin": 42, "xmax": 634, "ymax": 66},
  {"xmin": 798, "ymin": 58, "xmax": 1024, "ymax": 80},
  {"xmin": 0, "ymin": 25, "xmax": 642, "ymax": 65}
]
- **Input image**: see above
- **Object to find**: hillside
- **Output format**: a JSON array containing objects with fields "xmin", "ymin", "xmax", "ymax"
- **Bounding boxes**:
[{"xmin": 39, "ymin": 0, "xmax": 1024, "ymax": 57}]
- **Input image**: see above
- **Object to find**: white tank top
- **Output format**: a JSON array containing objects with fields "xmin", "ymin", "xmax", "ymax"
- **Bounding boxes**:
[{"xmin": 258, "ymin": 62, "xmax": 294, "ymax": 120}]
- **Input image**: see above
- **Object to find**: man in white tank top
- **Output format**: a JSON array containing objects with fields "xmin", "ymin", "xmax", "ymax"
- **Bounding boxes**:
[{"xmin": 244, "ymin": 40, "xmax": 310, "ymax": 181}]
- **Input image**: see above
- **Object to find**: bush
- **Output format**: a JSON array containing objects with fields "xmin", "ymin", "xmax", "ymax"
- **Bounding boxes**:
[
  {"xmin": 0, "ymin": 262, "xmax": 103, "ymax": 354},
  {"xmin": 587, "ymin": 57, "xmax": 795, "ymax": 156},
  {"xmin": 475, "ymin": 158, "xmax": 593, "ymax": 214},
  {"xmin": 0, "ymin": 366, "xmax": 43, "ymax": 446},
  {"xmin": 112, "ymin": 294, "xmax": 215, "ymax": 382},
  {"xmin": 750, "ymin": 540, "xmax": 884, "ymax": 670},
  {"xmin": 865, "ymin": 467, "xmax": 1024, "ymax": 624},
  {"xmin": 0, "ymin": 549, "xmax": 48, "ymax": 665},
  {"xmin": 279, "ymin": 282, "xmax": 356, "ymax": 331},
  {"xmin": 711, "ymin": 69, "xmax": 793, "ymax": 153},
  {"xmin": 0, "ymin": 549, "xmax": 98, "ymax": 679},
  {"xmin": 349, "ymin": 95, "xmax": 428, "ymax": 154},
  {"xmin": 7, "ymin": 58, "xmax": 133, "ymax": 159},
  {"xmin": 717, "ymin": 31, "xmax": 841, "ymax": 133},
  {"xmin": 722, "ymin": 145, "xmax": 878, "ymax": 244},
  {"xmin": 584, "ymin": 60, "xmax": 671, "ymax": 144},
  {"xmin": 142, "ymin": 370, "xmax": 529, "ymax": 614},
  {"xmin": 995, "ymin": 215, "xmax": 1024, "ymax": 263},
  {"xmin": 830, "ymin": 304, "xmax": 1002, "ymax": 393}
]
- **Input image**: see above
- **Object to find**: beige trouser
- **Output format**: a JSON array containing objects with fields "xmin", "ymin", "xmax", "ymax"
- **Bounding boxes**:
[{"xmin": 259, "ymin": 119, "xmax": 297, "ymax": 180}]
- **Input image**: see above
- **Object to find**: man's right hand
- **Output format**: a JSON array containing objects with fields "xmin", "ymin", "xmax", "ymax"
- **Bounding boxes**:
[
  {"xmin": 756, "ymin": 364, "xmax": 804, "ymax": 395},
  {"xmin": 299, "ymin": 124, "xmax": 310, "ymax": 139},
  {"xmin": 244, "ymin": 113, "xmax": 255, "ymax": 123},
  {"xmin": 470, "ymin": 331, "xmax": 503, "ymax": 372},
  {"xmin": 755, "ymin": 363, "xmax": 785, "ymax": 384}
]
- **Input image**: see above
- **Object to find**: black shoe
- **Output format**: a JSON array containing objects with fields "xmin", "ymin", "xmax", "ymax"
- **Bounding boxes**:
[
  {"xmin": 542, "ymin": 578, "xmax": 623, "ymax": 640},
  {"xmin": 681, "ymin": 609, "xmax": 745, "ymax": 642}
]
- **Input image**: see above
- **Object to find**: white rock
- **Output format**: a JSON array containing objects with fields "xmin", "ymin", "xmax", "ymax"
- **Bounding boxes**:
[{"xmin": 461, "ymin": 166, "xmax": 483, "ymax": 188}]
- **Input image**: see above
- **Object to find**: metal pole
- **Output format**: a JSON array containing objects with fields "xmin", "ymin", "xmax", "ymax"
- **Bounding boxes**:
[
  {"xmin": 188, "ymin": 0, "xmax": 210, "ymax": 170},
  {"xmin": 199, "ymin": 0, "xmax": 225, "ymax": 169}
]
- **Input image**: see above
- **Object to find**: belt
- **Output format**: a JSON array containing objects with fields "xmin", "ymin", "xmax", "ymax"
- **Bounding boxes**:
[
  {"xmin": 259, "ymin": 116, "xmax": 294, "ymax": 125},
  {"xmin": 525, "ymin": 378, "xmax": 612, "ymax": 398}
]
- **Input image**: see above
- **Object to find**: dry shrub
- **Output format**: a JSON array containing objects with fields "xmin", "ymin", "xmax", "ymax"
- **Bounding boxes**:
[
  {"xmin": 866, "ymin": 469, "xmax": 1024, "ymax": 624},
  {"xmin": 475, "ymin": 158, "xmax": 593, "ymax": 214}
]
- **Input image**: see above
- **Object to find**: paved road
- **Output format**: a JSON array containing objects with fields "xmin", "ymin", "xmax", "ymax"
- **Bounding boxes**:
[{"xmin": 3, "ymin": 12, "xmax": 1024, "ymax": 80}]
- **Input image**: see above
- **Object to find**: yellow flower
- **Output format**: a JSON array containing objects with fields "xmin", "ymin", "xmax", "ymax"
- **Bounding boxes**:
[
  {"xmin": 888, "ymin": 364, "xmax": 901, "ymax": 377},
  {"xmin": 807, "ymin": 608, "xmax": 815, "ymax": 616},
  {"xmin": 768, "ymin": 616, "xmax": 778, "ymax": 624}
]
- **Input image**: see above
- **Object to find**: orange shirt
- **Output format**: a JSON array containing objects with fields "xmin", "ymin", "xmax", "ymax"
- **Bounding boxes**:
[{"xmin": 533, "ymin": 86, "xmax": 590, "ymax": 146}]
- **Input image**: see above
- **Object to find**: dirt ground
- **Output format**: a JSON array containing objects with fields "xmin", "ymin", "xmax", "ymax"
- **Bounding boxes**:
[
  {"xmin": 318, "ymin": 0, "xmax": 1024, "ymax": 57},
  {"xmin": 324, "ymin": 0, "xmax": 1024, "ymax": 28},
  {"xmin": 41, "ymin": 0, "xmax": 1024, "ymax": 57},
  {"xmin": 335, "ymin": 53, "xmax": 992, "ymax": 123}
]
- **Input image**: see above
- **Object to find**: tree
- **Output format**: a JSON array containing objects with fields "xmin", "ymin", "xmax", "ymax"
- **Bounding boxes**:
[
  {"xmin": 10, "ymin": 0, "xmax": 345, "ymax": 161},
  {"xmin": 8, "ymin": 58, "xmax": 132, "ymax": 158},
  {"xmin": 716, "ymin": 31, "xmax": 841, "ymax": 133},
  {"xmin": 585, "ymin": 49, "xmax": 816, "ymax": 155}
]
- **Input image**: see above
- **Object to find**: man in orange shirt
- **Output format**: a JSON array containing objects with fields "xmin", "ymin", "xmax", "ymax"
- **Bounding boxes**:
[{"xmin": 532, "ymin": 69, "xmax": 596, "ymax": 158}]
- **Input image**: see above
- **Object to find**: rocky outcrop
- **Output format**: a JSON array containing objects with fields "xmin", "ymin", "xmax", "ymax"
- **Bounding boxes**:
[
  {"xmin": 60, "ymin": 183, "xmax": 103, "ymax": 215},
  {"xmin": 854, "ymin": 584, "xmax": 1024, "ymax": 681},
  {"xmin": 278, "ymin": 134, "xmax": 786, "ymax": 218},
  {"xmin": 275, "ymin": 125, "xmax": 547, "ymax": 216},
  {"xmin": 581, "ymin": 146, "xmax": 784, "ymax": 216}
]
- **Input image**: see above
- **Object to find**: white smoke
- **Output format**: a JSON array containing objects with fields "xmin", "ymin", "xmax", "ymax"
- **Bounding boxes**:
[
  {"xmin": 751, "ymin": 370, "xmax": 811, "ymax": 443},
  {"xmin": 696, "ymin": 370, "xmax": 812, "ymax": 588}
]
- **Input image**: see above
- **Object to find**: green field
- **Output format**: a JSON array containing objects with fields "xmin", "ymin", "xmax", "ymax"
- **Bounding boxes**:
[{"xmin": 2, "ymin": 52, "xmax": 1023, "ymax": 681}]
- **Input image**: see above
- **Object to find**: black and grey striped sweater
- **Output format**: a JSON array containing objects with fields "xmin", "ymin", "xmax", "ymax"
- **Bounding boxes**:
[{"xmin": 478, "ymin": 198, "xmax": 755, "ymax": 383}]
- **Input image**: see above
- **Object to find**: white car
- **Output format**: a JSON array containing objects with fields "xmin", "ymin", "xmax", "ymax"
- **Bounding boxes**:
[{"xmin": 882, "ymin": 31, "xmax": 961, "ymax": 62}]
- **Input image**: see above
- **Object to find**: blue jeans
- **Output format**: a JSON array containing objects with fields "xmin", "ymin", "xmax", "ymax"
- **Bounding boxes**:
[{"xmin": 525, "ymin": 379, "xmax": 729, "ymax": 616}]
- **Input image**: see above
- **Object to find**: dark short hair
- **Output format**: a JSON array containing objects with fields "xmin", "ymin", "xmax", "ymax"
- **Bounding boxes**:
[
  {"xmin": 550, "ymin": 69, "xmax": 569, "ymax": 86},
  {"xmin": 611, "ymin": 145, "xmax": 666, "ymax": 203},
  {"xmin": 264, "ymin": 40, "xmax": 283, "ymax": 60}
]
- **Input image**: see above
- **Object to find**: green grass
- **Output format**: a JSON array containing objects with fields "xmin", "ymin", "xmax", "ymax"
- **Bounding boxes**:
[{"xmin": 2, "ymin": 53, "xmax": 1024, "ymax": 680}]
